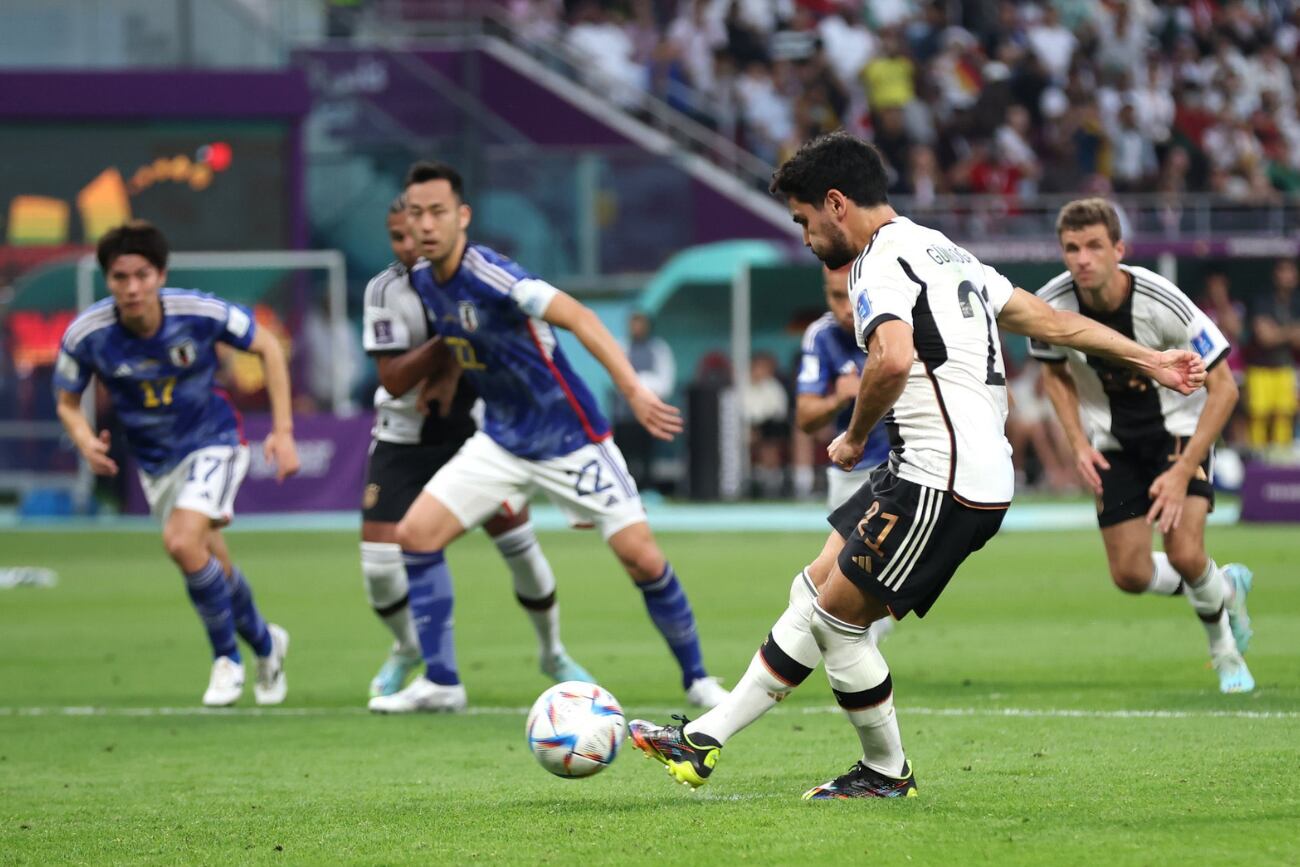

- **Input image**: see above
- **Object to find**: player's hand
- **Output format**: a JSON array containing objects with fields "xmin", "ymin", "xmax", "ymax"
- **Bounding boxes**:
[
  {"xmin": 833, "ymin": 373, "xmax": 859, "ymax": 404},
  {"xmin": 628, "ymin": 384, "xmax": 683, "ymax": 441},
  {"xmin": 1149, "ymin": 349, "xmax": 1206, "ymax": 395},
  {"xmin": 828, "ymin": 431, "xmax": 864, "ymax": 470},
  {"xmin": 263, "ymin": 430, "xmax": 300, "ymax": 482},
  {"xmin": 419, "ymin": 375, "xmax": 458, "ymax": 418},
  {"xmin": 80, "ymin": 430, "xmax": 119, "ymax": 477},
  {"xmin": 1074, "ymin": 446, "xmax": 1109, "ymax": 496},
  {"xmin": 1146, "ymin": 463, "xmax": 1191, "ymax": 533}
]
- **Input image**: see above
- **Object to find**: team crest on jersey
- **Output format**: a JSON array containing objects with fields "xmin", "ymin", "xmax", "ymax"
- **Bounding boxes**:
[
  {"xmin": 855, "ymin": 291, "xmax": 872, "ymax": 322},
  {"xmin": 458, "ymin": 301, "xmax": 479, "ymax": 333},
  {"xmin": 168, "ymin": 339, "xmax": 198, "ymax": 368}
]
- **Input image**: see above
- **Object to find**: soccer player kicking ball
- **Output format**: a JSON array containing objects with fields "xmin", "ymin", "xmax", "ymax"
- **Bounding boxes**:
[
  {"xmin": 53, "ymin": 221, "xmax": 297, "ymax": 707},
  {"xmin": 1031, "ymin": 198, "xmax": 1254, "ymax": 693},
  {"xmin": 370, "ymin": 161, "xmax": 727, "ymax": 713},
  {"xmin": 628, "ymin": 133, "xmax": 1205, "ymax": 799},
  {"xmin": 360, "ymin": 199, "xmax": 592, "ymax": 704}
]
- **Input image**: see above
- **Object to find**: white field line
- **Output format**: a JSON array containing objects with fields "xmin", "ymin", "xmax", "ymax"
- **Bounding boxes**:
[{"xmin": 0, "ymin": 705, "xmax": 1295, "ymax": 721}]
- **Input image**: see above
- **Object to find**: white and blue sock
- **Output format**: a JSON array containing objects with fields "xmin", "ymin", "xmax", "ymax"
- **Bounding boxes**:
[
  {"xmin": 638, "ymin": 563, "xmax": 707, "ymax": 688},
  {"xmin": 225, "ymin": 566, "xmax": 273, "ymax": 657},
  {"xmin": 404, "ymin": 549, "xmax": 459, "ymax": 686},
  {"xmin": 184, "ymin": 557, "xmax": 240, "ymax": 662}
]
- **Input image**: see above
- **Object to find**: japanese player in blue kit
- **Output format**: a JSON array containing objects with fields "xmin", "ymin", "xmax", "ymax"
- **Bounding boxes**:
[
  {"xmin": 54, "ymin": 221, "xmax": 299, "ymax": 707},
  {"xmin": 369, "ymin": 161, "xmax": 729, "ymax": 713}
]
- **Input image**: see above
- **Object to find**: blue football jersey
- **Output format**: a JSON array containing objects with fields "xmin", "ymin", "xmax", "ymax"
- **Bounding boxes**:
[
  {"xmin": 53, "ymin": 289, "xmax": 257, "ymax": 475},
  {"xmin": 409, "ymin": 244, "xmax": 610, "ymax": 460},
  {"xmin": 796, "ymin": 313, "xmax": 891, "ymax": 471}
]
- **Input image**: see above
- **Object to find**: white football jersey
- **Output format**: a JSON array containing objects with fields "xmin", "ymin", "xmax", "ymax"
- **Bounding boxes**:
[
  {"xmin": 362, "ymin": 262, "xmax": 431, "ymax": 444},
  {"xmin": 849, "ymin": 216, "xmax": 1014, "ymax": 506},
  {"xmin": 1028, "ymin": 264, "xmax": 1229, "ymax": 451}
]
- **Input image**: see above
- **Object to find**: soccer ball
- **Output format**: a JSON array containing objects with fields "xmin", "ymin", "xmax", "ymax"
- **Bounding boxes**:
[{"xmin": 525, "ymin": 681, "xmax": 626, "ymax": 778}]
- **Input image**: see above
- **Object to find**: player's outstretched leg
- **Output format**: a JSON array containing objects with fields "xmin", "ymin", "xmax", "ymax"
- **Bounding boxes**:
[
  {"xmin": 801, "ymin": 592, "xmax": 915, "ymax": 799},
  {"xmin": 360, "ymin": 541, "xmax": 422, "ymax": 696},
  {"xmin": 224, "ymin": 565, "xmax": 288, "ymax": 706},
  {"xmin": 368, "ymin": 549, "xmax": 467, "ymax": 713},
  {"xmin": 487, "ymin": 516, "xmax": 594, "ymax": 684},
  {"xmin": 207, "ymin": 528, "xmax": 287, "ymax": 705},
  {"xmin": 1221, "ymin": 562, "xmax": 1254, "ymax": 655},
  {"xmin": 610, "ymin": 523, "xmax": 726, "ymax": 708},
  {"xmin": 1180, "ymin": 557, "xmax": 1254, "ymax": 694},
  {"xmin": 165, "ymin": 510, "xmax": 245, "ymax": 706},
  {"xmin": 183, "ymin": 556, "xmax": 244, "ymax": 707},
  {"xmin": 628, "ymin": 569, "xmax": 822, "ymax": 788}
]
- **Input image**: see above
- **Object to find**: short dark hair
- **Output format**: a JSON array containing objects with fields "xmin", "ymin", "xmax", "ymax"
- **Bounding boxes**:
[
  {"xmin": 96, "ymin": 220, "xmax": 169, "ymax": 272},
  {"xmin": 1056, "ymin": 198, "xmax": 1122, "ymax": 243},
  {"xmin": 769, "ymin": 131, "xmax": 889, "ymax": 208},
  {"xmin": 387, "ymin": 194, "xmax": 406, "ymax": 215},
  {"xmin": 404, "ymin": 160, "xmax": 464, "ymax": 200}
]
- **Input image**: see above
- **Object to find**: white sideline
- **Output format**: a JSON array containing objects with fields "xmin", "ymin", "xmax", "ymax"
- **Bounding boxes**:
[{"xmin": 0, "ymin": 705, "xmax": 1294, "ymax": 721}]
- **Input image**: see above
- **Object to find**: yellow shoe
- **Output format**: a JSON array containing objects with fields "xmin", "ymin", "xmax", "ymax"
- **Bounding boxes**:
[{"xmin": 627, "ymin": 715, "xmax": 721, "ymax": 789}]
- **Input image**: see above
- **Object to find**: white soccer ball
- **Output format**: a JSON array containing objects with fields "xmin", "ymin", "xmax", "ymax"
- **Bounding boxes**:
[{"xmin": 525, "ymin": 681, "xmax": 626, "ymax": 778}]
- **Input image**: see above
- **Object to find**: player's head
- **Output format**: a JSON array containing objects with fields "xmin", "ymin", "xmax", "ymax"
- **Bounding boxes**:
[
  {"xmin": 769, "ymin": 131, "xmax": 890, "ymax": 270},
  {"xmin": 404, "ymin": 160, "xmax": 470, "ymax": 265},
  {"xmin": 1273, "ymin": 257, "xmax": 1298, "ymax": 294},
  {"xmin": 96, "ymin": 220, "xmax": 169, "ymax": 320},
  {"xmin": 822, "ymin": 264, "xmax": 854, "ymax": 331},
  {"xmin": 1056, "ymin": 198, "xmax": 1125, "ymax": 293},
  {"xmin": 628, "ymin": 311, "xmax": 652, "ymax": 342},
  {"xmin": 386, "ymin": 194, "xmax": 418, "ymax": 270}
]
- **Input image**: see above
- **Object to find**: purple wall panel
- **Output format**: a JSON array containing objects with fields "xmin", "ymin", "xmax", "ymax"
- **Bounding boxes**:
[{"xmin": 0, "ymin": 71, "xmax": 309, "ymax": 118}]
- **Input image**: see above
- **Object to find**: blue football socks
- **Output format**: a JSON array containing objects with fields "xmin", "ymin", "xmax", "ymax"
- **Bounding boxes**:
[
  {"xmin": 638, "ymin": 563, "xmax": 707, "ymax": 688},
  {"xmin": 225, "ymin": 566, "xmax": 273, "ymax": 657},
  {"xmin": 403, "ymin": 550, "xmax": 460, "ymax": 686},
  {"xmin": 184, "ymin": 557, "xmax": 240, "ymax": 662}
]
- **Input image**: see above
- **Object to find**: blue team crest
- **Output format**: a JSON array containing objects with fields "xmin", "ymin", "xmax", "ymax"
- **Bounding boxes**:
[
  {"xmin": 168, "ymin": 339, "xmax": 198, "ymax": 368},
  {"xmin": 1191, "ymin": 328, "xmax": 1213, "ymax": 358},
  {"xmin": 854, "ymin": 291, "xmax": 872, "ymax": 322},
  {"xmin": 458, "ymin": 301, "xmax": 480, "ymax": 333}
]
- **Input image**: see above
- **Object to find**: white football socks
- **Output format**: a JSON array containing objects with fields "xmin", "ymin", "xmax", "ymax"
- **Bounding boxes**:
[
  {"xmin": 492, "ymin": 522, "xmax": 564, "ymax": 660},
  {"xmin": 810, "ymin": 600, "xmax": 906, "ymax": 778},
  {"xmin": 1183, "ymin": 558, "xmax": 1236, "ymax": 657},
  {"xmin": 360, "ymin": 541, "xmax": 420, "ymax": 658},
  {"xmin": 686, "ymin": 570, "xmax": 821, "ymax": 745},
  {"xmin": 1147, "ymin": 552, "xmax": 1184, "ymax": 595}
]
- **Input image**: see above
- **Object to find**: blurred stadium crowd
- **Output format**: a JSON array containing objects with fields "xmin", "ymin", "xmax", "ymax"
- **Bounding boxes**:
[{"xmin": 512, "ymin": 0, "xmax": 1300, "ymax": 201}]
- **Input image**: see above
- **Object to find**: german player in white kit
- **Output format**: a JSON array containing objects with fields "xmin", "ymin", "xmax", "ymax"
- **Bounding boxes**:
[
  {"xmin": 627, "ymin": 132, "xmax": 1205, "ymax": 799},
  {"xmin": 1032, "ymin": 198, "xmax": 1254, "ymax": 694},
  {"xmin": 361, "ymin": 198, "xmax": 593, "ymax": 710}
]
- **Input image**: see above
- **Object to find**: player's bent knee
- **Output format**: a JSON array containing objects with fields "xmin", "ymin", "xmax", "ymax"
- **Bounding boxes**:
[
  {"xmin": 393, "ymin": 518, "xmax": 423, "ymax": 552},
  {"xmin": 162, "ymin": 528, "xmax": 206, "ymax": 568},
  {"xmin": 607, "ymin": 523, "xmax": 664, "ymax": 583},
  {"xmin": 621, "ymin": 549, "xmax": 666, "ymax": 584},
  {"xmin": 1165, "ymin": 549, "xmax": 1206, "ymax": 581},
  {"xmin": 1110, "ymin": 569, "xmax": 1149, "ymax": 594}
]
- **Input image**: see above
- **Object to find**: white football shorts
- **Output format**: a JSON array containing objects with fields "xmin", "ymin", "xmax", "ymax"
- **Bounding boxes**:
[
  {"xmin": 424, "ymin": 431, "xmax": 646, "ymax": 540},
  {"xmin": 139, "ymin": 444, "xmax": 250, "ymax": 524}
]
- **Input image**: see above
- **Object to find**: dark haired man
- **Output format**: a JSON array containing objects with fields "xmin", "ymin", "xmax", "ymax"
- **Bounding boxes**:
[
  {"xmin": 54, "ymin": 221, "xmax": 298, "ymax": 707},
  {"xmin": 1032, "ymin": 197, "xmax": 1253, "ymax": 694},
  {"xmin": 360, "ymin": 199, "xmax": 592, "ymax": 707},
  {"xmin": 370, "ymin": 161, "xmax": 727, "ymax": 713},
  {"xmin": 627, "ymin": 132, "xmax": 1206, "ymax": 799}
]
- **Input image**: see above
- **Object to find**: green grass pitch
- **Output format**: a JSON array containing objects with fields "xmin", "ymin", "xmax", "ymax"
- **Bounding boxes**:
[{"xmin": 1, "ymin": 524, "xmax": 1297, "ymax": 865}]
